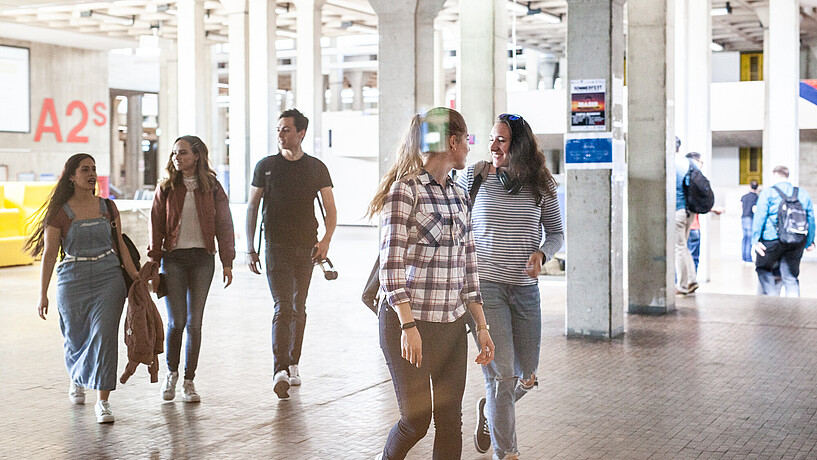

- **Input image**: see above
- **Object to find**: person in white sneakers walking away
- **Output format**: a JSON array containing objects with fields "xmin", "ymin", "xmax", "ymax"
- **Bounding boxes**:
[{"xmin": 148, "ymin": 135, "xmax": 236, "ymax": 403}]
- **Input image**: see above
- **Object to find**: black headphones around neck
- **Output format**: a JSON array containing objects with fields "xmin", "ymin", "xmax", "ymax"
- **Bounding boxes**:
[{"xmin": 496, "ymin": 169, "xmax": 522, "ymax": 195}]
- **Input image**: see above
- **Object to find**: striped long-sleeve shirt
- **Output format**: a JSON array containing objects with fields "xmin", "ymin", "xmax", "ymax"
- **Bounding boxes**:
[
  {"xmin": 379, "ymin": 171, "xmax": 482, "ymax": 323},
  {"xmin": 457, "ymin": 164, "xmax": 564, "ymax": 286}
]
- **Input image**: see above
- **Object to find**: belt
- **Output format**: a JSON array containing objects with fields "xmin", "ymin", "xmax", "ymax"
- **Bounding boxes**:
[{"xmin": 62, "ymin": 249, "xmax": 114, "ymax": 262}]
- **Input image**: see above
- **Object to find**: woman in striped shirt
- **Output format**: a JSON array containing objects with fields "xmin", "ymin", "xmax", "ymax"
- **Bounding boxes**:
[
  {"xmin": 457, "ymin": 113, "xmax": 564, "ymax": 460},
  {"xmin": 368, "ymin": 107, "xmax": 495, "ymax": 460}
]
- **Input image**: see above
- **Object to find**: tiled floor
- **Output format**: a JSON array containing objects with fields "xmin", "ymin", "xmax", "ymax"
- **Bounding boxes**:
[{"xmin": 3, "ymin": 226, "xmax": 817, "ymax": 459}]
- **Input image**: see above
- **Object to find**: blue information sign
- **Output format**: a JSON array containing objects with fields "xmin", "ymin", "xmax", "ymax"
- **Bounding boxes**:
[{"xmin": 564, "ymin": 136, "xmax": 613, "ymax": 169}]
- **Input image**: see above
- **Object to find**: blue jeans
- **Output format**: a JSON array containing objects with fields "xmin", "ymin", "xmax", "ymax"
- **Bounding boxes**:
[
  {"xmin": 687, "ymin": 229, "xmax": 701, "ymax": 271},
  {"xmin": 265, "ymin": 242, "xmax": 314, "ymax": 375},
  {"xmin": 379, "ymin": 302, "xmax": 467, "ymax": 460},
  {"xmin": 755, "ymin": 239, "xmax": 805, "ymax": 297},
  {"xmin": 162, "ymin": 248, "xmax": 215, "ymax": 381},
  {"xmin": 468, "ymin": 280, "xmax": 541, "ymax": 460},
  {"xmin": 741, "ymin": 216, "xmax": 754, "ymax": 262}
]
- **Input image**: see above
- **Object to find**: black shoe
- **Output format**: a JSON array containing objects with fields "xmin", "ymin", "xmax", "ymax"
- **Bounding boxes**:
[{"xmin": 474, "ymin": 397, "xmax": 491, "ymax": 453}]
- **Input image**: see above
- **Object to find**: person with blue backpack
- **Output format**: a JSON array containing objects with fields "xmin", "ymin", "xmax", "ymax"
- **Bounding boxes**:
[{"xmin": 752, "ymin": 165, "xmax": 815, "ymax": 297}]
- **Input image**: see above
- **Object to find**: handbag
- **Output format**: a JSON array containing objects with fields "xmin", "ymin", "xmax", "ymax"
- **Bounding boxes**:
[
  {"xmin": 360, "ymin": 179, "xmax": 420, "ymax": 314},
  {"xmin": 105, "ymin": 199, "xmax": 141, "ymax": 290},
  {"xmin": 361, "ymin": 165, "xmax": 489, "ymax": 314}
]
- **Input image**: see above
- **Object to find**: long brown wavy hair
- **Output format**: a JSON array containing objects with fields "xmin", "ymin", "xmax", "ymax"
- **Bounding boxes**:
[
  {"xmin": 366, "ymin": 107, "xmax": 467, "ymax": 218},
  {"xmin": 496, "ymin": 113, "xmax": 557, "ymax": 203},
  {"xmin": 159, "ymin": 135, "xmax": 217, "ymax": 192},
  {"xmin": 25, "ymin": 153, "xmax": 94, "ymax": 257}
]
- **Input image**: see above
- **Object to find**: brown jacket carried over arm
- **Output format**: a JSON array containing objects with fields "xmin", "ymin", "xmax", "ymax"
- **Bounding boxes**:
[{"xmin": 120, "ymin": 261, "xmax": 164, "ymax": 384}]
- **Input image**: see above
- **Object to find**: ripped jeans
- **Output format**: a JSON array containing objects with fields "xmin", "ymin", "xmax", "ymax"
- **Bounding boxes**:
[{"xmin": 468, "ymin": 280, "xmax": 541, "ymax": 460}]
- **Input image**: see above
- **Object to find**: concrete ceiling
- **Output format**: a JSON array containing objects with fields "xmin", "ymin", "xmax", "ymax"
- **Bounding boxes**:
[{"xmin": 0, "ymin": 1, "xmax": 814, "ymax": 57}]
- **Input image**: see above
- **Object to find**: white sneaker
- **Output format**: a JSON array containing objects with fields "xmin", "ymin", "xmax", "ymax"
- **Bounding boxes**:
[
  {"xmin": 68, "ymin": 382, "xmax": 85, "ymax": 405},
  {"xmin": 182, "ymin": 379, "xmax": 200, "ymax": 403},
  {"xmin": 162, "ymin": 371, "xmax": 179, "ymax": 401},
  {"xmin": 95, "ymin": 400, "xmax": 115, "ymax": 424},
  {"xmin": 288, "ymin": 364, "xmax": 302, "ymax": 386},
  {"xmin": 273, "ymin": 370, "xmax": 290, "ymax": 400}
]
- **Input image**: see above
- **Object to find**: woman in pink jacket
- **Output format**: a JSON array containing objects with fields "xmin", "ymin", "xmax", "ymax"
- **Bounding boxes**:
[{"xmin": 148, "ymin": 135, "xmax": 235, "ymax": 403}]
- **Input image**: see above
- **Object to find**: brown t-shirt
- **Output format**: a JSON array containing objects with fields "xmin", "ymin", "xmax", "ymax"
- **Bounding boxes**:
[{"xmin": 46, "ymin": 198, "xmax": 120, "ymax": 240}]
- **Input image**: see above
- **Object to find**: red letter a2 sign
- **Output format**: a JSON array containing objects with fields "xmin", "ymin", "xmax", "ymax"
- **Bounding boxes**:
[{"xmin": 34, "ymin": 98, "xmax": 107, "ymax": 143}]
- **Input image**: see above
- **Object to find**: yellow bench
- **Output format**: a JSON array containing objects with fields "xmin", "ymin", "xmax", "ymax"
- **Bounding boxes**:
[
  {"xmin": 0, "ymin": 183, "xmax": 38, "ymax": 267},
  {"xmin": 2, "ymin": 182, "xmax": 55, "ymax": 235}
]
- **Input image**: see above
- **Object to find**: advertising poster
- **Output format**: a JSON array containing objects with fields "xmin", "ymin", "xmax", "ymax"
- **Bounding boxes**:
[{"xmin": 570, "ymin": 79, "xmax": 605, "ymax": 131}]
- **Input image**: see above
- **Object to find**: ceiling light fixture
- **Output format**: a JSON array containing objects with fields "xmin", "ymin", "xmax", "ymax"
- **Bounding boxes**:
[
  {"xmin": 711, "ymin": 2, "xmax": 732, "ymax": 16},
  {"xmin": 506, "ymin": 1, "xmax": 562, "ymax": 24},
  {"xmin": 710, "ymin": 41, "xmax": 724, "ymax": 51},
  {"xmin": 80, "ymin": 10, "xmax": 135, "ymax": 26}
]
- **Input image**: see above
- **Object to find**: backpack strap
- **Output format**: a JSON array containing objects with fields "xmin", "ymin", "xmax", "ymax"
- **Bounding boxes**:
[
  {"xmin": 772, "ymin": 185, "xmax": 798, "ymax": 202},
  {"xmin": 256, "ymin": 162, "xmax": 273, "ymax": 254},
  {"xmin": 469, "ymin": 160, "xmax": 491, "ymax": 203}
]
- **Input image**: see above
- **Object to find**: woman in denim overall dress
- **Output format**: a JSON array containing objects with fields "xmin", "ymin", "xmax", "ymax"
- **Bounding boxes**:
[{"xmin": 27, "ymin": 153, "xmax": 139, "ymax": 424}]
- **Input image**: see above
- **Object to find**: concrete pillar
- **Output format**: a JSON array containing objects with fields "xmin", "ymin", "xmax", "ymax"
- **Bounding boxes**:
[
  {"xmin": 328, "ymin": 39, "xmax": 344, "ymax": 112},
  {"xmin": 687, "ymin": 0, "xmax": 712, "ymax": 282},
  {"xmin": 158, "ymin": 38, "xmax": 178, "ymax": 177},
  {"xmin": 126, "ymin": 94, "xmax": 144, "ymax": 195},
  {"xmin": 369, "ymin": 0, "xmax": 445, "ymax": 177},
  {"xmin": 176, "ymin": 0, "xmax": 209, "ymax": 137},
  {"xmin": 457, "ymin": 0, "xmax": 507, "ymax": 158},
  {"xmin": 249, "ymin": 0, "xmax": 277, "ymax": 174},
  {"xmin": 295, "ymin": 0, "xmax": 325, "ymax": 157},
  {"xmin": 225, "ymin": 0, "xmax": 250, "ymax": 202},
  {"xmin": 763, "ymin": 0, "xmax": 800, "ymax": 185},
  {"xmin": 526, "ymin": 49, "xmax": 540, "ymax": 90},
  {"xmin": 564, "ymin": 0, "xmax": 625, "ymax": 338},
  {"xmin": 349, "ymin": 70, "xmax": 364, "ymax": 111},
  {"xmin": 674, "ymin": 0, "xmax": 688, "ymax": 150},
  {"xmin": 433, "ymin": 28, "xmax": 446, "ymax": 107},
  {"xmin": 209, "ymin": 45, "xmax": 225, "ymax": 168},
  {"xmin": 627, "ymin": 0, "xmax": 675, "ymax": 314}
]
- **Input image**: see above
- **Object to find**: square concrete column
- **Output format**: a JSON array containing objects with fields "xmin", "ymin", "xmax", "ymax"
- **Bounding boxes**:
[
  {"xmin": 457, "ymin": 0, "xmax": 507, "ymax": 157},
  {"xmin": 762, "ymin": 1, "xmax": 800, "ymax": 185},
  {"xmin": 295, "ymin": 0, "xmax": 325, "ymax": 157},
  {"xmin": 349, "ymin": 70, "xmax": 365, "ymax": 111},
  {"xmin": 176, "ymin": 0, "xmax": 210, "ymax": 137},
  {"xmin": 674, "ymin": 0, "xmax": 688, "ymax": 148},
  {"xmin": 249, "ymin": 0, "xmax": 278, "ymax": 174},
  {"xmin": 627, "ymin": 0, "xmax": 675, "ymax": 314},
  {"xmin": 369, "ymin": 0, "xmax": 445, "ymax": 177},
  {"xmin": 126, "ymin": 93, "xmax": 144, "ymax": 195},
  {"xmin": 158, "ymin": 38, "xmax": 178, "ymax": 174},
  {"xmin": 686, "ymin": 0, "xmax": 712, "ymax": 282},
  {"xmin": 225, "ymin": 0, "xmax": 250, "ymax": 202},
  {"xmin": 565, "ymin": 0, "xmax": 625, "ymax": 338}
]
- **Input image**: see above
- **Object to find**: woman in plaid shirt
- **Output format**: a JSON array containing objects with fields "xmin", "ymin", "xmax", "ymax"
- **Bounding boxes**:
[{"xmin": 367, "ymin": 107, "xmax": 495, "ymax": 460}]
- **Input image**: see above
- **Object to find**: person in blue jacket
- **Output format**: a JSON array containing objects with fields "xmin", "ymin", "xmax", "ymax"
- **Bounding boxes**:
[{"xmin": 752, "ymin": 165, "xmax": 815, "ymax": 296}]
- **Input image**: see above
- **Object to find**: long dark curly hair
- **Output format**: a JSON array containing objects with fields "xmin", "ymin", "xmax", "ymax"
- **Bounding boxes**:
[
  {"xmin": 24, "ymin": 153, "xmax": 94, "ymax": 257},
  {"xmin": 496, "ymin": 113, "xmax": 557, "ymax": 203}
]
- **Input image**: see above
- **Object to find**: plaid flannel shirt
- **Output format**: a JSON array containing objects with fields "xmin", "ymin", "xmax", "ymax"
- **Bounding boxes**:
[{"xmin": 379, "ymin": 170, "xmax": 482, "ymax": 323}]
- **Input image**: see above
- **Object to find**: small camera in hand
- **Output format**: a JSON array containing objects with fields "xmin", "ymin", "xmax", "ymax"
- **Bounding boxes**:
[{"xmin": 311, "ymin": 247, "xmax": 338, "ymax": 281}]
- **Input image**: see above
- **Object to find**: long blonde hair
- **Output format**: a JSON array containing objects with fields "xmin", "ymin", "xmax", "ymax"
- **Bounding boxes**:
[
  {"xmin": 366, "ymin": 107, "xmax": 467, "ymax": 218},
  {"xmin": 159, "ymin": 135, "xmax": 217, "ymax": 193}
]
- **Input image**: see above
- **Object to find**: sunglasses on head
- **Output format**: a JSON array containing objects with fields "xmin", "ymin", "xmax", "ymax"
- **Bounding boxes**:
[{"xmin": 500, "ymin": 113, "xmax": 523, "ymax": 121}]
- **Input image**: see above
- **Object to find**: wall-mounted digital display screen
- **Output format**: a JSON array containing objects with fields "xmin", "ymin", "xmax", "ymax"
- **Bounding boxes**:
[{"xmin": 0, "ymin": 45, "xmax": 30, "ymax": 133}]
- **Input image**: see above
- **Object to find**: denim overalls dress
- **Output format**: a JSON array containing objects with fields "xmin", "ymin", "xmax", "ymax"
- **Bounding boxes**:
[{"xmin": 56, "ymin": 199, "xmax": 126, "ymax": 391}]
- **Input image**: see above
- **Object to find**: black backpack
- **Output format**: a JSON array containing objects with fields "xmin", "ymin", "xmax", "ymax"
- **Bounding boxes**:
[
  {"xmin": 683, "ymin": 162, "xmax": 714, "ymax": 214},
  {"xmin": 772, "ymin": 186, "xmax": 808, "ymax": 245}
]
